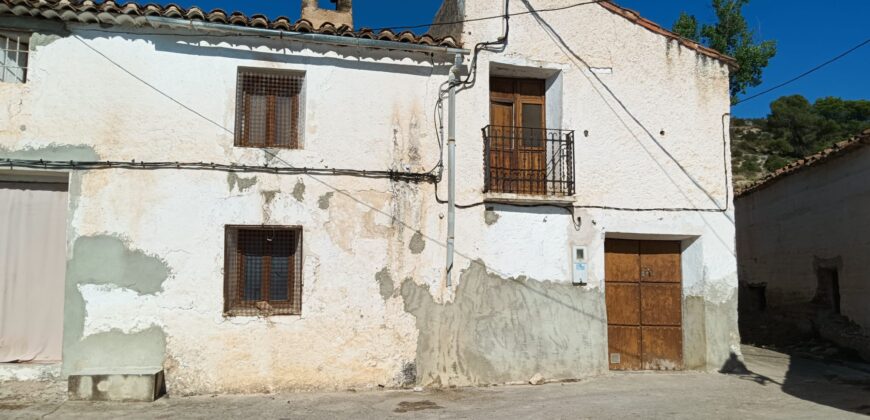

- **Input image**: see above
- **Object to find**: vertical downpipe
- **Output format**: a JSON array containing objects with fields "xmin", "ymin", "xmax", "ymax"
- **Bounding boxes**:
[{"xmin": 446, "ymin": 53, "xmax": 461, "ymax": 288}]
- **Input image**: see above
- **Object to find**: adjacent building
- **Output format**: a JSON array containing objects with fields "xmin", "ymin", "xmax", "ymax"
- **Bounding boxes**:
[
  {"xmin": 737, "ymin": 129, "xmax": 870, "ymax": 360},
  {"xmin": 1, "ymin": 0, "xmax": 739, "ymax": 398}
]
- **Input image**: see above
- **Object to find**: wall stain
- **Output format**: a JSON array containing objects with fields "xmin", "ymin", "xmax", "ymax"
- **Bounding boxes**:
[
  {"xmin": 262, "ymin": 190, "xmax": 278, "ymax": 221},
  {"xmin": 292, "ymin": 180, "xmax": 305, "ymax": 202},
  {"xmin": 317, "ymin": 192, "xmax": 334, "ymax": 209},
  {"xmin": 376, "ymin": 267, "xmax": 395, "ymax": 301},
  {"xmin": 226, "ymin": 173, "xmax": 257, "ymax": 193},
  {"xmin": 409, "ymin": 231, "xmax": 426, "ymax": 254},
  {"xmin": 484, "ymin": 209, "xmax": 500, "ymax": 226},
  {"xmin": 401, "ymin": 260, "xmax": 607, "ymax": 387}
]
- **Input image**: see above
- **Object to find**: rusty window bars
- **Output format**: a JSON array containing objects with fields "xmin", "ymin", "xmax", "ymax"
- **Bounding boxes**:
[
  {"xmin": 224, "ymin": 226, "xmax": 303, "ymax": 316},
  {"xmin": 234, "ymin": 68, "xmax": 304, "ymax": 148}
]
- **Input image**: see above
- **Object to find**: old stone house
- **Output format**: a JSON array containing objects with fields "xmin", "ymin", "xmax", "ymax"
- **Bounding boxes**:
[
  {"xmin": 1, "ymin": 0, "xmax": 739, "ymax": 399},
  {"xmin": 737, "ymin": 129, "xmax": 870, "ymax": 360}
]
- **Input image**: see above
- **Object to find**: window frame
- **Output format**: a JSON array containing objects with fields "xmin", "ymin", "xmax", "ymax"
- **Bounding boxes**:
[
  {"xmin": 223, "ymin": 225, "xmax": 303, "ymax": 317},
  {"xmin": 0, "ymin": 29, "xmax": 30, "ymax": 84},
  {"xmin": 233, "ymin": 67, "xmax": 305, "ymax": 149}
]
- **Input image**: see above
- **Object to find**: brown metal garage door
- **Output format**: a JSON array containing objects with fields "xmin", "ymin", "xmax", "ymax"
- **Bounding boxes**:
[{"xmin": 605, "ymin": 239, "xmax": 682, "ymax": 370}]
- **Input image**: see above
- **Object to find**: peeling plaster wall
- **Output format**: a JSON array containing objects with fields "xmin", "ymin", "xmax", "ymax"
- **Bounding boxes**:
[
  {"xmin": 402, "ymin": 261, "xmax": 607, "ymax": 386},
  {"xmin": 0, "ymin": 1, "xmax": 736, "ymax": 393}
]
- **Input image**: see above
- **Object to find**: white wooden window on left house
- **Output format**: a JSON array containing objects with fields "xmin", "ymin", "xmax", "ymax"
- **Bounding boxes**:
[
  {"xmin": 0, "ymin": 30, "xmax": 29, "ymax": 84},
  {"xmin": 234, "ymin": 68, "xmax": 305, "ymax": 149}
]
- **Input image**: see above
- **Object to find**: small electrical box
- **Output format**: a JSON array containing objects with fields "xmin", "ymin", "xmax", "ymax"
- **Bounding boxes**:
[{"xmin": 572, "ymin": 246, "xmax": 588, "ymax": 285}]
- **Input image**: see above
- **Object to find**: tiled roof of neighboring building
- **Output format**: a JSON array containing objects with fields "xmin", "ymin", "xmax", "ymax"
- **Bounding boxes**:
[
  {"xmin": 599, "ymin": 1, "xmax": 738, "ymax": 68},
  {"xmin": 736, "ymin": 129, "xmax": 870, "ymax": 198},
  {"xmin": 0, "ymin": 0, "xmax": 460, "ymax": 48}
]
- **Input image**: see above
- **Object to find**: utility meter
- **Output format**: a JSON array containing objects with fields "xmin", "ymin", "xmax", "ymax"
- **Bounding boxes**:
[{"xmin": 572, "ymin": 246, "xmax": 588, "ymax": 285}]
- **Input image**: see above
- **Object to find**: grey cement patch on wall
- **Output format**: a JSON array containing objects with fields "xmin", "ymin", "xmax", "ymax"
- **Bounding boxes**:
[
  {"xmin": 704, "ymin": 292, "xmax": 740, "ymax": 371},
  {"xmin": 67, "ymin": 236, "xmax": 169, "ymax": 294},
  {"xmin": 226, "ymin": 173, "xmax": 257, "ymax": 192},
  {"xmin": 292, "ymin": 180, "xmax": 305, "ymax": 202},
  {"xmin": 63, "ymin": 328, "xmax": 167, "ymax": 378},
  {"xmin": 683, "ymin": 295, "xmax": 708, "ymax": 370},
  {"xmin": 401, "ymin": 261, "xmax": 607, "ymax": 387},
  {"xmin": 484, "ymin": 209, "xmax": 500, "ymax": 226},
  {"xmin": 262, "ymin": 190, "xmax": 278, "ymax": 221},
  {"xmin": 262, "ymin": 190, "xmax": 278, "ymax": 204},
  {"xmin": 29, "ymin": 33, "xmax": 63, "ymax": 48},
  {"xmin": 318, "ymin": 192, "xmax": 334, "ymax": 209},
  {"xmin": 0, "ymin": 144, "xmax": 99, "ymax": 162},
  {"xmin": 62, "ymin": 235, "xmax": 170, "ymax": 377},
  {"xmin": 409, "ymin": 231, "xmax": 426, "ymax": 254},
  {"xmin": 376, "ymin": 268, "xmax": 394, "ymax": 301}
]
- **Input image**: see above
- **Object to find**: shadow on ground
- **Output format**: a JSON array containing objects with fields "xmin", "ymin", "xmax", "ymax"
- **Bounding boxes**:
[{"xmin": 721, "ymin": 348, "xmax": 870, "ymax": 416}]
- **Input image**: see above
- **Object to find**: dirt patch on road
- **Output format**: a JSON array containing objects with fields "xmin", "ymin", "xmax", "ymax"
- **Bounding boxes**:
[{"xmin": 394, "ymin": 400, "xmax": 443, "ymax": 413}]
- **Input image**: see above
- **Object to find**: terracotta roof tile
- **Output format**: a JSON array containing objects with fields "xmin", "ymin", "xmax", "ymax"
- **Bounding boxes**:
[
  {"xmin": 736, "ymin": 128, "xmax": 870, "ymax": 197},
  {"xmin": 0, "ymin": 0, "xmax": 460, "ymax": 48},
  {"xmin": 600, "ymin": 1, "xmax": 738, "ymax": 68}
]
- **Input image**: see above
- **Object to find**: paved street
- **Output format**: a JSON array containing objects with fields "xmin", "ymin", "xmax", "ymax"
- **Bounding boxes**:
[{"xmin": 2, "ymin": 345, "xmax": 869, "ymax": 419}]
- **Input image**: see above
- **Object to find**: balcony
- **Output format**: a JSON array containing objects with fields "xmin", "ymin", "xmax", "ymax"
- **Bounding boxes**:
[{"xmin": 483, "ymin": 125, "xmax": 575, "ymax": 197}]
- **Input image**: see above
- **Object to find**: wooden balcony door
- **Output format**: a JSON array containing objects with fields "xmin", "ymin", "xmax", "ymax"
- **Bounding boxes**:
[
  {"xmin": 605, "ymin": 239, "xmax": 684, "ymax": 371},
  {"xmin": 489, "ymin": 77, "xmax": 547, "ymax": 195}
]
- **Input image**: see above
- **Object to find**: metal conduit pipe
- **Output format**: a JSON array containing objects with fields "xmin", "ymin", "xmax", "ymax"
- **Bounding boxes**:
[
  {"xmin": 142, "ymin": 16, "xmax": 470, "ymax": 57},
  {"xmin": 446, "ymin": 53, "xmax": 462, "ymax": 288}
]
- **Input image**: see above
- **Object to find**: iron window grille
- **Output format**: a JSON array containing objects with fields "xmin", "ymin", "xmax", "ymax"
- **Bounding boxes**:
[
  {"xmin": 0, "ymin": 30, "xmax": 29, "ymax": 84},
  {"xmin": 224, "ymin": 226, "xmax": 303, "ymax": 316},
  {"xmin": 234, "ymin": 68, "xmax": 304, "ymax": 148},
  {"xmin": 483, "ymin": 125, "xmax": 575, "ymax": 196}
]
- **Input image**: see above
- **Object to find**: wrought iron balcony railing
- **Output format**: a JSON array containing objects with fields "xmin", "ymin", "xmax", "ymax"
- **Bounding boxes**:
[{"xmin": 483, "ymin": 125, "xmax": 575, "ymax": 196}]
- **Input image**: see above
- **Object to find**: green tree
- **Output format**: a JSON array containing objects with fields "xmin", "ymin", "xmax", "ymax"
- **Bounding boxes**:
[
  {"xmin": 763, "ymin": 155, "xmax": 789, "ymax": 172},
  {"xmin": 739, "ymin": 158, "xmax": 761, "ymax": 174},
  {"xmin": 672, "ymin": 0, "xmax": 777, "ymax": 102},
  {"xmin": 766, "ymin": 95, "xmax": 823, "ymax": 157},
  {"xmin": 672, "ymin": 12, "xmax": 700, "ymax": 42}
]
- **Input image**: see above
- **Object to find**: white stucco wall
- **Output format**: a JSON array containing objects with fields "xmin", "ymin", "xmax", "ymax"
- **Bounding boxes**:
[
  {"xmin": 736, "ymin": 146, "xmax": 870, "ymax": 331},
  {"xmin": 0, "ymin": 0, "xmax": 738, "ymax": 393}
]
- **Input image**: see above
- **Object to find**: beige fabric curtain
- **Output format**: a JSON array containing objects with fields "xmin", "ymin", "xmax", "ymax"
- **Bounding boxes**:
[{"xmin": 0, "ymin": 181, "xmax": 68, "ymax": 363}]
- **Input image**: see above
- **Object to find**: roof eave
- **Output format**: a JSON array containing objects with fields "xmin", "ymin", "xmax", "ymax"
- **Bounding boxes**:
[
  {"xmin": 599, "ymin": 1, "xmax": 738, "ymax": 69},
  {"xmin": 736, "ymin": 129, "xmax": 870, "ymax": 198},
  {"xmin": 144, "ymin": 16, "xmax": 470, "ymax": 56}
]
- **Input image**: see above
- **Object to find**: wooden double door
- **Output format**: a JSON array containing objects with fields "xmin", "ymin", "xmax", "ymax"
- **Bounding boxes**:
[
  {"xmin": 489, "ymin": 77, "xmax": 547, "ymax": 195},
  {"xmin": 605, "ymin": 239, "xmax": 683, "ymax": 370}
]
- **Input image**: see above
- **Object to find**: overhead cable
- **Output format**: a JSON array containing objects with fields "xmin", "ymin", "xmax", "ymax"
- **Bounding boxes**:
[{"xmin": 734, "ymin": 38, "xmax": 869, "ymax": 106}]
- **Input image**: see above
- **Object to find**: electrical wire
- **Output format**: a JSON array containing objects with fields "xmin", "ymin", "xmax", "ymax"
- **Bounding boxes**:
[
  {"xmin": 430, "ymin": 1, "xmax": 731, "ymax": 215},
  {"xmin": 1, "ymin": 159, "xmax": 435, "ymax": 182},
  {"xmin": 525, "ymin": 6, "xmax": 730, "ymax": 213},
  {"xmin": 38, "ymin": 8, "xmax": 728, "ymax": 217},
  {"xmin": 733, "ymin": 38, "xmax": 870, "ymax": 106}
]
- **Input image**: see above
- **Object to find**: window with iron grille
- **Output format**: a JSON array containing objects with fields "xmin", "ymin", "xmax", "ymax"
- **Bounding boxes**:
[
  {"xmin": 234, "ymin": 68, "xmax": 304, "ymax": 148},
  {"xmin": 0, "ymin": 30, "xmax": 29, "ymax": 84},
  {"xmin": 224, "ymin": 226, "xmax": 303, "ymax": 316}
]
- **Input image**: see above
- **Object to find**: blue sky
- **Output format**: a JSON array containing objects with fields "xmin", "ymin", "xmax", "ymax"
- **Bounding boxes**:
[{"xmin": 166, "ymin": 1, "xmax": 868, "ymax": 118}]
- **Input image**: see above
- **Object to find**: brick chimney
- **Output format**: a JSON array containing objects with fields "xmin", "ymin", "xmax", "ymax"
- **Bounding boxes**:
[{"xmin": 301, "ymin": 0, "xmax": 353, "ymax": 30}]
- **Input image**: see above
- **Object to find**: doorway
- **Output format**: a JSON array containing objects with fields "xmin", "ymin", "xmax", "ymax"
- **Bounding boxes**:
[
  {"xmin": 0, "ymin": 172, "xmax": 68, "ymax": 363},
  {"xmin": 814, "ymin": 268, "xmax": 841, "ymax": 315},
  {"xmin": 605, "ymin": 239, "xmax": 683, "ymax": 370},
  {"xmin": 489, "ymin": 77, "xmax": 547, "ymax": 195}
]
